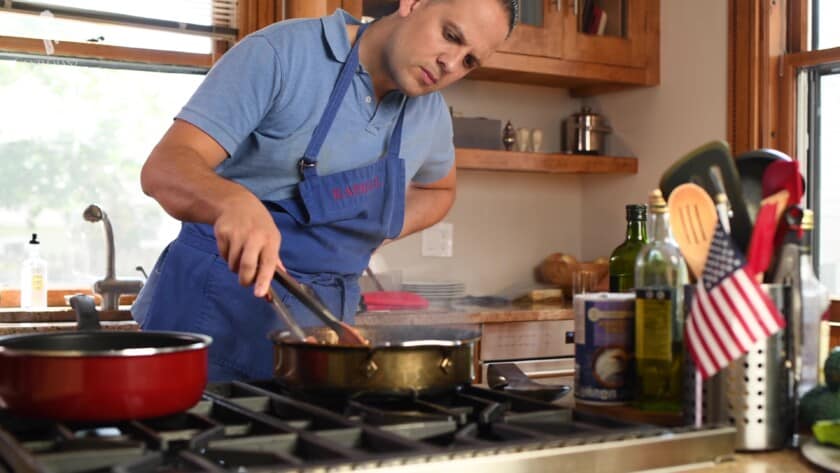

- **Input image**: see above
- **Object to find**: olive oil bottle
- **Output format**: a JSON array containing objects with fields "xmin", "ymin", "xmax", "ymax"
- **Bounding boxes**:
[
  {"xmin": 633, "ymin": 189, "xmax": 688, "ymax": 411},
  {"xmin": 609, "ymin": 204, "xmax": 647, "ymax": 292}
]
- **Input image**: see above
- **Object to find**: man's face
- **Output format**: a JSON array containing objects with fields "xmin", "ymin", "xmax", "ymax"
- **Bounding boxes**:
[{"xmin": 385, "ymin": 0, "xmax": 509, "ymax": 97}]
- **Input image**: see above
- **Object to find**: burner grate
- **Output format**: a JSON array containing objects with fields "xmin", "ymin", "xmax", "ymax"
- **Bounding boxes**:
[{"xmin": 0, "ymin": 380, "xmax": 733, "ymax": 473}]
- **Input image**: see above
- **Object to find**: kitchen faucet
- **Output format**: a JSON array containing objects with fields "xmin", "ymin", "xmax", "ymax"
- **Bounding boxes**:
[{"xmin": 83, "ymin": 204, "xmax": 143, "ymax": 311}]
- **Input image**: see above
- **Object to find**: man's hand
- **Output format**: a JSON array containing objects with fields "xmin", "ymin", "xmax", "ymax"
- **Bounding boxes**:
[{"xmin": 214, "ymin": 193, "xmax": 284, "ymax": 297}]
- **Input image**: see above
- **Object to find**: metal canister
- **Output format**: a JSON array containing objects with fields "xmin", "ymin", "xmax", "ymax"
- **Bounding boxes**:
[
  {"xmin": 562, "ymin": 106, "xmax": 612, "ymax": 154},
  {"xmin": 574, "ymin": 292, "xmax": 636, "ymax": 404}
]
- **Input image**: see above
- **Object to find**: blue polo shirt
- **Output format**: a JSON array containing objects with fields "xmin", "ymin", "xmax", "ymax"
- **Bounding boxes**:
[{"xmin": 176, "ymin": 9, "xmax": 455, "ymax": 202}]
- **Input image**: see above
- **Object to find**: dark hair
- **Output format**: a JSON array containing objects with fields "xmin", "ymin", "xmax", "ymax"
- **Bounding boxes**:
[{"xmin": 500, "ymin": 0, "xmax": 519, "ymax": 36}]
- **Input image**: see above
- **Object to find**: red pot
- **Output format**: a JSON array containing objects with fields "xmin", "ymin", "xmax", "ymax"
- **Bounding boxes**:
[{"xmin": 0, "ymin": 296, "xmax": 211, "ymax": 421}]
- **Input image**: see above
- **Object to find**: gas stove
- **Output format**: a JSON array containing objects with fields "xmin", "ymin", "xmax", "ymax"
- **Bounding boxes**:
[{"xmin": 0, "ymin": 380, "xmax": 734, "ymax": 473}]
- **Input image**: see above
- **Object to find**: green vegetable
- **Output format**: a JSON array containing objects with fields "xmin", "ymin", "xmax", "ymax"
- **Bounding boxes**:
[
  {"xmin": 826, "ymin": 348, "xmax": 840, "ymax": 391},
  {"xmin": 814, "ymin": 420, "xmax": 840, "ymax": 447},
  {"xmin": 800, "ymin": 386, "xmax": 840, "ymax": 429},
  {"xmin": 799, "ymin": 350, "xmax": 840, "ymax": 434}
]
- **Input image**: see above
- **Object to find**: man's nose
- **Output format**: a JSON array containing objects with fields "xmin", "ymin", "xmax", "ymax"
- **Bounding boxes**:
[{"xmin": 438, "ymin": 51, "xmax": 463, "ymax": 75}]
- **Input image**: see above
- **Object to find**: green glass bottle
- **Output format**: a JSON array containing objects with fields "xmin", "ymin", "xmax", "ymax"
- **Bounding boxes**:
[
  {"xmin": 633, "ymin": 189, "xmax": 689, "ymax": 412},
  {"xmin": 609, "ymin": 204, "xmax": 648, "ymax": 292}
]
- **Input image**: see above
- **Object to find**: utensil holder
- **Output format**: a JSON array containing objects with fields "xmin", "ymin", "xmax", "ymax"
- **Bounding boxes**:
[{"xmin": 683, "ymin": 283, "xmax": 795, "ymax": 451}]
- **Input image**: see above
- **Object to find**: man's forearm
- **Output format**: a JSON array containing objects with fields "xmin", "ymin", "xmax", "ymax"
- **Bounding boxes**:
[{"xmin": 398, "ymin": 184, "xmax": 456, "ymax": 238}]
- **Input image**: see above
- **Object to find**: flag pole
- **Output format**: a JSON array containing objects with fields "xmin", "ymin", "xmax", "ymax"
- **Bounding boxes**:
[{"xmin": 695, "ymin": 368, "xmax": 702, "ymax": 428}]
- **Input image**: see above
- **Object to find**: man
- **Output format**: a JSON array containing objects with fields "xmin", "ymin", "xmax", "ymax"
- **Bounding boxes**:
[{"xmin": 133, "ymin": 0, "xmax": 517, "ymax": 382}]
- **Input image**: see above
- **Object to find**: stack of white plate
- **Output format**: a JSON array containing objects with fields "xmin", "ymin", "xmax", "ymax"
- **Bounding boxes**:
[{"xmin": 401, "ymin": 280, "xmax": 466, "ymax": 307}]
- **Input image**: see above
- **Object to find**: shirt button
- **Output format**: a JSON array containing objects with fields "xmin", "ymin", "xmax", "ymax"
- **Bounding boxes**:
[{"xmin": 365, "ymin": 96, "xmax": 372, "ymax": 103}]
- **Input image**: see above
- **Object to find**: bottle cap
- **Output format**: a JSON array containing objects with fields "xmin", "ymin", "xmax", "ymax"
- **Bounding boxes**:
[
  {"xmin": 648, "ymin": 189, "xmax": 667, "ymax": 213},
  {"xmin": 802, "ymin": 209, "xmax": 814, "ymax": 230},
  {"xmin": 625, "ymin": 204, "xmax": 647, "ymax": 221},
  {"xmin": 28, "ymin": 233, "xmax": 40, "ymax": 245}
]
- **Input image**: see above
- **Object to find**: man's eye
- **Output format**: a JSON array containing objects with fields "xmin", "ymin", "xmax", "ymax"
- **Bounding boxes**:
[
  {"xmin": 445, "ymin": 30, "xmax": 458, "ymax": 42},
  {"xmin": 464, "ymin": 56, "xmax": 477, "ymax": 68}
]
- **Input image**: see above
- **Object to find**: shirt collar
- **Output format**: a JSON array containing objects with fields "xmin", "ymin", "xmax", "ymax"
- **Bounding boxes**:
[{"xmin": 322, "ymin": 9, "xmax": 362, "ymax": 63}]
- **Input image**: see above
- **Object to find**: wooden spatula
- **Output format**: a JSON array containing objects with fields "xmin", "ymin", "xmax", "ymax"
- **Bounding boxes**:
[{"xmin": 667, "ymin": 183, "xmax": 719, "ymax": 280}]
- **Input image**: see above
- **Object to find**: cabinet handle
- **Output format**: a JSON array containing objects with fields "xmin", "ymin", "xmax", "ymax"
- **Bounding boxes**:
[{"xmin": 569, "ymin": 0, "xmax": 578, "ymax": 17}]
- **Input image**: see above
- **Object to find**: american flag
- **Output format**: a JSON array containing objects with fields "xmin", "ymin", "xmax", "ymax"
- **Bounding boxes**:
[{"xmin": 685, "ymin": 223, "xmax": 786, "ymax": 379}]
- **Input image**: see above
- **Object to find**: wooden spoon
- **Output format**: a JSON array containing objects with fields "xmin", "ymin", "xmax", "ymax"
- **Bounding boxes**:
[{"xmin": 667, "ymin": 183, "xmax": 719, "ymax": 280}]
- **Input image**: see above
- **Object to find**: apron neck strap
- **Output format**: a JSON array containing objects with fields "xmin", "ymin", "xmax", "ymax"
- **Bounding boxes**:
[
  {"xmin": 384, "ymin": 98, "xmax": 407, "ymax": 158},
  {"xmin": 302, "ymin": 23, "xmax": 368, "ymax": 163}
]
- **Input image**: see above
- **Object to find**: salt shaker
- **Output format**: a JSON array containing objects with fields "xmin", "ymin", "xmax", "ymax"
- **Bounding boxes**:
[
  {"xmin": 516, "ymin": 128, "xmax": 530, "ymax": 152},
  {"xmin": 531, "ymin": 128, "xmax": 543, "ymax": 152},
  {"xmin": 502, "ymin": 121, "xmax": 515, "ymax": 151}
]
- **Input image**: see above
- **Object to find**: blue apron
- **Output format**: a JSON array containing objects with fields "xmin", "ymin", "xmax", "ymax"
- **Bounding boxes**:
[{"xmin": 138, "ymin": 23, "xmax": 406, "ymax": 381}]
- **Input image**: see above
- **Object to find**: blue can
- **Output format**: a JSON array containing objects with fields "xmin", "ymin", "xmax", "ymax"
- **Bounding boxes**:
[{"xmin": 574, "ymin": 293, "xmax": 636, "ymax": 405}]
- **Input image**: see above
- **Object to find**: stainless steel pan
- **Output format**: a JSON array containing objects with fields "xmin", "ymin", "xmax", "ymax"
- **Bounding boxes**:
[{"xmin": 271, "ymin": 325, "xmax": 479, "ymax": 395}]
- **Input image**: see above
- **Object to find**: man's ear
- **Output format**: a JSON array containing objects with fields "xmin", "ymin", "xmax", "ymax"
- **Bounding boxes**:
[{"xmin": 396, "ymin": 0, "xmax": 425, "ymax": 17}]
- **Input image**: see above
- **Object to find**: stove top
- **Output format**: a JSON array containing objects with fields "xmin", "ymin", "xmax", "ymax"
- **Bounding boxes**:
[{"xmin": 0, "ymin": 380, "xmax": 735, "ymax": 473}]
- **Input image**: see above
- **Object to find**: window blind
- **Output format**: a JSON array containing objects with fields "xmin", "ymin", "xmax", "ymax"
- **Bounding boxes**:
[{"xmin": 3, "ymin": 0, "xmax": 238, "ymax": 39}]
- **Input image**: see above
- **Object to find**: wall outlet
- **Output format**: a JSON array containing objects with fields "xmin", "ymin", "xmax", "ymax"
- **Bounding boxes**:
[{"xmin": 421, "ymin": 222, "xmax": 453, "ymax": 257}]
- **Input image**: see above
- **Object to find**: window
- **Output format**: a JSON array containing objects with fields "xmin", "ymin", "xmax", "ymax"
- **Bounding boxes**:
[
  {"xmin": 0, "ymin": 1, "xmax": 236, "ymax": 296},
  {"xmin": 815, "ymin": 1, "xmax": 840, "ymax": 50},
  {"xmin": 785, "ymin": 1, "xmax": 840, "ymax": 295},
  {"xmin": 815, "ymin": 71, "xmax": 840, "ymax": 292}
]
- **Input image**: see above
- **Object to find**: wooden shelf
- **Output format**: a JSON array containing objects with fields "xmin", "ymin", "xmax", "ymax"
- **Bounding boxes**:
[{"xmin": 455, "ymin": 148, "xmax": 638, "ymax": 175}]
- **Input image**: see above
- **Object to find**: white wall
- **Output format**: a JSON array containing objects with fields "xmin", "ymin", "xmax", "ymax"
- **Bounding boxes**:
[
  {"xmin": 580, "ymin": 0, "xmax": 728, "ymax": 260},
  {"xmin": 377, "ymin": 0, "xmax": 728, "ymax": 296},
  {"xmin": 378, "ymin": 81, "xmax": 584, "ymax": 296}
]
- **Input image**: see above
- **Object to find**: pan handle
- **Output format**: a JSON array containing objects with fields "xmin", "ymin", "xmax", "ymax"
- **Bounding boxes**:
[
  {"xmin": 69, "ymin": 294, "xmax": 102, "ymax": 331},
  {"xmin": 487, "ymin": 362, "xmax": 571, "ymax": 402}
]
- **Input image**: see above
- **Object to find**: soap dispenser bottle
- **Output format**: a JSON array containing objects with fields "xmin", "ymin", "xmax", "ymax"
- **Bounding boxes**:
[{"xmin": 21, "ymin": 233, "xmax": 47, "ymax": 308}]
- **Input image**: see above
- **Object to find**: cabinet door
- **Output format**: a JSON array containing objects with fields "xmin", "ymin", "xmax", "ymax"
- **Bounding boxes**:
[
  {"xmin": 562, "ymin": 0, "xmax": 649, "ymax": 68},
  {"xmin": 497, "ymin": 0, "xmax": 564, "ymax": 58}
]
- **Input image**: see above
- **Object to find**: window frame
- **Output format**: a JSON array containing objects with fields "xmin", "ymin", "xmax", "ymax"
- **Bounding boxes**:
[{"xmin": 0, "ymin": 0, "xmax": 285, "ymax": 67}]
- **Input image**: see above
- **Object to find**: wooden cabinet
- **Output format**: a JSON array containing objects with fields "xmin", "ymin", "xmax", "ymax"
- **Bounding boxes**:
[
  {"xmin": 474, "ymin": 0, "xmax": 658, "ymax": 93},
  {"xmin": 496, "ymin": 0, "xmax": 564, "ymax": 58},
  {"xmin": 561, "ymin": 0, "xmax": 649, "ymax": 68},
  {"xmin": 284, "ymin": 0, "xmax": 659, "ymax": 95},
  {"xmin": 499, "ymin": 0, "xmax": 648, "ymax": 68}
]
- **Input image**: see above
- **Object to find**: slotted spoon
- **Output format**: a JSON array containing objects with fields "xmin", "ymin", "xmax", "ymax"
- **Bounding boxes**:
[{"xmin": 667, "ymin": 183, "xmax": 719, "ymax": 279}]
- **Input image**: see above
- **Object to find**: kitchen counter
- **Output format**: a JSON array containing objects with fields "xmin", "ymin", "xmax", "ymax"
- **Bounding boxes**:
[
  {"xmin": 356, "ymin": 303, "xmax": 573, "ymax": 326},
  {"xmin": 690, "ymin": 449, "xmax": 820, "ymax": 472},
  {"xmin": 0, "ymin": 306, "xmax": 137, "ymax": 334},
  {"xmin": 0, "ymin": 320, "xmax": 140, "ymax": 335},
  {"xmin": 0, "ymin": 303, "xmax": 572, "ymax": 326},
  {"xmin": 0, "ymin": 306, "xmax": 133, "ymax": 322},
  {"xmin": 0, "ymin": 304, "xmax": 573, "ymax": 336}
]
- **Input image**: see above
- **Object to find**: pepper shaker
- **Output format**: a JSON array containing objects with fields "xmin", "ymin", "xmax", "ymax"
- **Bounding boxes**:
[{"xmin": 502, "ymin": 121, "xmax": 515, "ymax": 151}]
